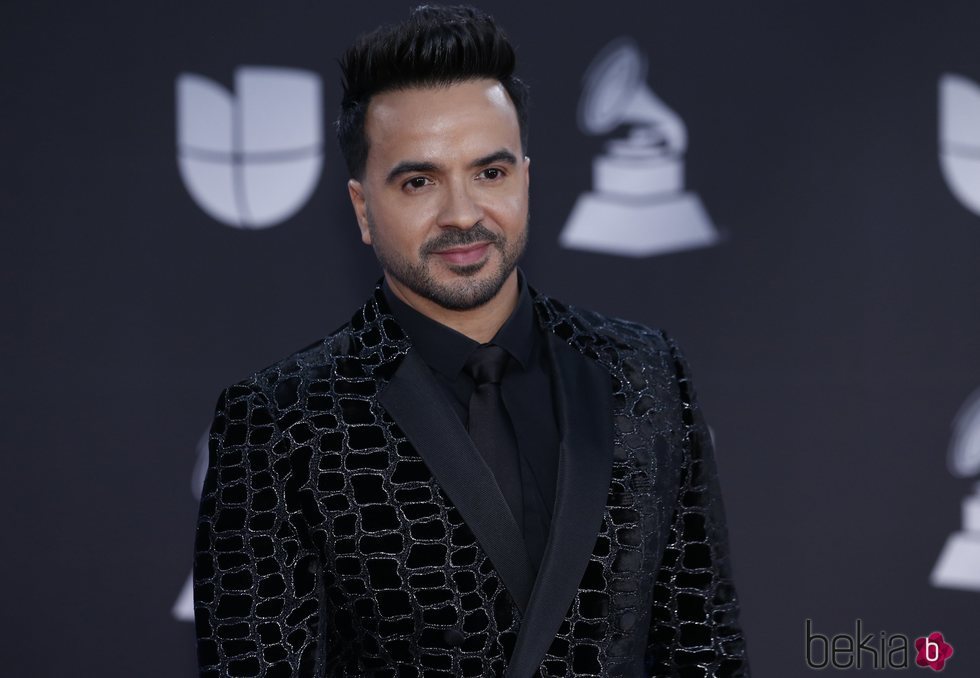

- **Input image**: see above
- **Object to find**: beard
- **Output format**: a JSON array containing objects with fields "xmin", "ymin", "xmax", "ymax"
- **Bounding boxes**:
[{"xmin": 368, "ymin": 215, "xmax": 528, "ymax": 311}]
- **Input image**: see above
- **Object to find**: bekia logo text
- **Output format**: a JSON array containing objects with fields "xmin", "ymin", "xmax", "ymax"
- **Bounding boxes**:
[{"xmin": 805, "ymin": 620, "xmax": 953, "ymax": 671}]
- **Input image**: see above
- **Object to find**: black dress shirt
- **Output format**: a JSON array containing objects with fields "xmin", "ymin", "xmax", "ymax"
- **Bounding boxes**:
[{"xmin": 382, "ymin": 270, "xmax": 560, "ymax": 573}]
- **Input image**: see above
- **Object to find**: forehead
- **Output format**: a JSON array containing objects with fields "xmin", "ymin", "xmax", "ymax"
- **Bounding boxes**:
[{"xmin": 364, "ymin": 79, "xmax": 520, "ymax": 166}]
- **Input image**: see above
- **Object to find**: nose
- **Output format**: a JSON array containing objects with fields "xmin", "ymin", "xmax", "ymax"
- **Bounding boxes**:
[{"xmin": 437, "ymin": 177, "xmax": 483, "ymax": 229}]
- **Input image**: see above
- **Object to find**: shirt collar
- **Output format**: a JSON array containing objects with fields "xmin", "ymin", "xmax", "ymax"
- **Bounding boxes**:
[{"xmin": 382, "ymin": 268, "xmax": 536, "ymax": 380}]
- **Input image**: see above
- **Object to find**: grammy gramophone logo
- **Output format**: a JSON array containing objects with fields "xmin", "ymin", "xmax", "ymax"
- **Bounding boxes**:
[
  {"xmin": 176, "ymin": 66, "xmax": 323, "ymax": 229},
  {"xmin": 933, "ymin": 74, "xmax": 980, "ymax": 592},
  {"xmin": 173, "ymin": 428, "xmax": 210, "ymax": 621},
  {"xmin": 931, "ymin": 387, "xmax": 980, "ymax": 592},
  {"xmin": 559, "ymin": 38, "xmax": 718, "ymax": 257}
]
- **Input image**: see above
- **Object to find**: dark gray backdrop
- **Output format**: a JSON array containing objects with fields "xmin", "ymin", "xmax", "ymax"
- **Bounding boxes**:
[{"xmin": 3, "ymin": 2, "xmax": 978, "ymax": 675}]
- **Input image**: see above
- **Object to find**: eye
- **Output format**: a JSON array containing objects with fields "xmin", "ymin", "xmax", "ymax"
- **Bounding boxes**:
[
  {"xmin": 479, "ymin": 167, "xmax": 505, "ymax": 181},
  {"xmin": 403, "ymin": 176, "xmax": 432, "ymax": 191}
]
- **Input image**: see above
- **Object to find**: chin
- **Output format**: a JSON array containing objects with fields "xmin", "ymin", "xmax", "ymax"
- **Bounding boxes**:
[
  {"xmin": 430, "ymin": 275, "xmax": 510, "ymax": 311},
  {"xmin": 441, "ymin": 260, "xmax": 490, "ymax": 278}
]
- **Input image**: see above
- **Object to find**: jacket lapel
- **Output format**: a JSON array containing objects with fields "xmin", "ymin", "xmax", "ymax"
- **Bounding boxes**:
[
  {"xmin": 378, "ymin": 347, "xmax": 536, "ymax": 613},
  {"xmin": 506, "ymin": 329, "xmax": 615, "ymax": 678},
  {"xmin": 360, "ymin": 282, "xmax": 615, "ymax": 673}
]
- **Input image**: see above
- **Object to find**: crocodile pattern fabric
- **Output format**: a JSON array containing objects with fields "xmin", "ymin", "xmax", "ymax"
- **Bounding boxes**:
[{"xmin": 194, "ymin": 282, "xmax": 749, "ymax": 677}]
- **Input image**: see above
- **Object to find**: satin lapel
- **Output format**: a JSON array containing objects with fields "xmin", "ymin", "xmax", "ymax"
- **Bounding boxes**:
[
  {"xmin": 377, "ymin": 348, "xmax": 535, "ymax": 613},
  {"xmin": 507, "ymin": 332, "xmax": 615, "ymax": 678}
]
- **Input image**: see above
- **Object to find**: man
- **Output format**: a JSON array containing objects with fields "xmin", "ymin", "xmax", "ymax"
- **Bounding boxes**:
[{"xmin": 194, "ymin": 6, "xmax": 749, "ymax": 677}]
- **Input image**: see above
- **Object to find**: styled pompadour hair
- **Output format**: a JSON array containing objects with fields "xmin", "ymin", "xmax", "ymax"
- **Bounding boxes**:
[{"xmin": 336, "ymin": 5, "xmax": 529, "ymax": 179}]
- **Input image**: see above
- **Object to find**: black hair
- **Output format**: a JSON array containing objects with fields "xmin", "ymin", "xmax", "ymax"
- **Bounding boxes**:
[{"xmin": 336, "ymin": 5, "xmax": 529, "ymax": 179}]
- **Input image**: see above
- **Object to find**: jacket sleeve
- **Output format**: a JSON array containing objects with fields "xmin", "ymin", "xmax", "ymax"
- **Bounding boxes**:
[
  {"xmin": 645, "ymin": 335, "xmax": 750, "ymax": 677},
  {"xmin": 194, "ymin": 383, "xmax": 324, "ymax": 677}
]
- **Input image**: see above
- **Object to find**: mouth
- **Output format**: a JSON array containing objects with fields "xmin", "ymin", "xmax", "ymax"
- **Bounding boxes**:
[{"xmin": 432, "ymin": 242, "xmax": 492, "ymax": 266}]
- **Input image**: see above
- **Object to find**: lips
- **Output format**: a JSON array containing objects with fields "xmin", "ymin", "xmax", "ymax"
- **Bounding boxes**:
[{"xmin": 433, "ymin": 242, "xmax": 491, "ymax": 266}]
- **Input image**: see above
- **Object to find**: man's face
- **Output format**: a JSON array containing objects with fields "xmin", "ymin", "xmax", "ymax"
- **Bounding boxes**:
[{"xmin": 348, "ymin": 79, "xmax": 529, "ymax": 311}]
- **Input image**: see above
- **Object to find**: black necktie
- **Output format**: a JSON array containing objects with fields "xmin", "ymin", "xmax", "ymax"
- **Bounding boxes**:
[{"xmin": 463, "ymin": 344, "xmax": 524, "ymax": 531}]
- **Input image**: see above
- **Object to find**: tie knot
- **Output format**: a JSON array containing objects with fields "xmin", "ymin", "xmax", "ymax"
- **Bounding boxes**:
[{"xmin": 464, "ymin": 344, "xmax": 510, "ymax": 385}]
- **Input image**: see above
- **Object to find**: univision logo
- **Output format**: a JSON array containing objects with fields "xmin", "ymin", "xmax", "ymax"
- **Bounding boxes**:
[
  {"xmin": 939, "ymin": 73, "xmax": 980, "ymax": 217},
  {"xmin": 176, "ymin": 66, "xmax": 323, "ymax": 229}
]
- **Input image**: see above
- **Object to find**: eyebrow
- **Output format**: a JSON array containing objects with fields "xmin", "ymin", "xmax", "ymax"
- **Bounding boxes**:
[
  {"xmin": 470, "ymin": 149, "xmax": 518, "ymax": 169},
  {"xmin": 384, "ymin": 148, "xmax": 519, "ymax": 185}
]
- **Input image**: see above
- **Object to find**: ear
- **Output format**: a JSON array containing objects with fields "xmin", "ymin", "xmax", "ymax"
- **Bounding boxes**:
[
  {"xmin": 523, "ymin": 155, "xmax": 530, "ymax": 191},
  {"xmin": 347, "ymin": 179, "xmax": 371, "ymax": 245}
]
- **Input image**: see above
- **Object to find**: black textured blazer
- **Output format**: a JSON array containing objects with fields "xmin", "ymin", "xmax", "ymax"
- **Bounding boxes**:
[{"xmin": 194, "ymin": 282, "xmax": 749, "ymax": 677}]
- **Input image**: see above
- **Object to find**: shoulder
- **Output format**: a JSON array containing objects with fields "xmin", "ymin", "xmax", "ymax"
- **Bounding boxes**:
[
  {"xmin": 216, "ymin": 320, "xmax": 357, "ymax": 416},
  {"xmin": 531, "ymin": 291, "xmax": 700, "ymax": 398},
  {"xmin": 532, "ymin": 291, "xmax": 674, "ymax": 357}
]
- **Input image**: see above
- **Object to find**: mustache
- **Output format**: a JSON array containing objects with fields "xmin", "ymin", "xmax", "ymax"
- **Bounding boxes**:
[{"xmin": 420, "ymin": 223, "xmax": 503, "ymax": 256}]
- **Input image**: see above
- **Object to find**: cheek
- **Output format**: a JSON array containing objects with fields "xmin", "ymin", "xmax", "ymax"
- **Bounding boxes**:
[
  {"xmin": 489, "ymin": 191, "xmax": 529, "ymax": 231},
  {"xmin": 370, "ymin": 199, "xmax": 434, "ymax": 251}
]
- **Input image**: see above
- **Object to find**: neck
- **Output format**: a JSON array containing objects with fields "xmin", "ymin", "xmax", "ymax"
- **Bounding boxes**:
[{"xmin": 384, "ymin": 271, "xmax": 520, "ymax": 344}]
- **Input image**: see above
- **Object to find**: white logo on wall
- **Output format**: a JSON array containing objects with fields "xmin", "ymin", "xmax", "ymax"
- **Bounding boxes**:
[
  {"xmin": 176, "ymin": 66, "xmax": 323, "ymax": 229},
  {"xmin": 931, "ymin": 388, "xmax": 980, "ymax": 592},
  {"xmin": 173, "ymin": 429, "xmax": 211, "ymax": 621},
  {"xmin": 939, "ymin": 74, "xmax": 980, "ymax": 216},
  {"xmin": 559, "ymin": 38, "xmax": 718, "ymax": 257},
  {"xmin": 933, "ymin": 75, "xmax": 980, "ymax": 591}
]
